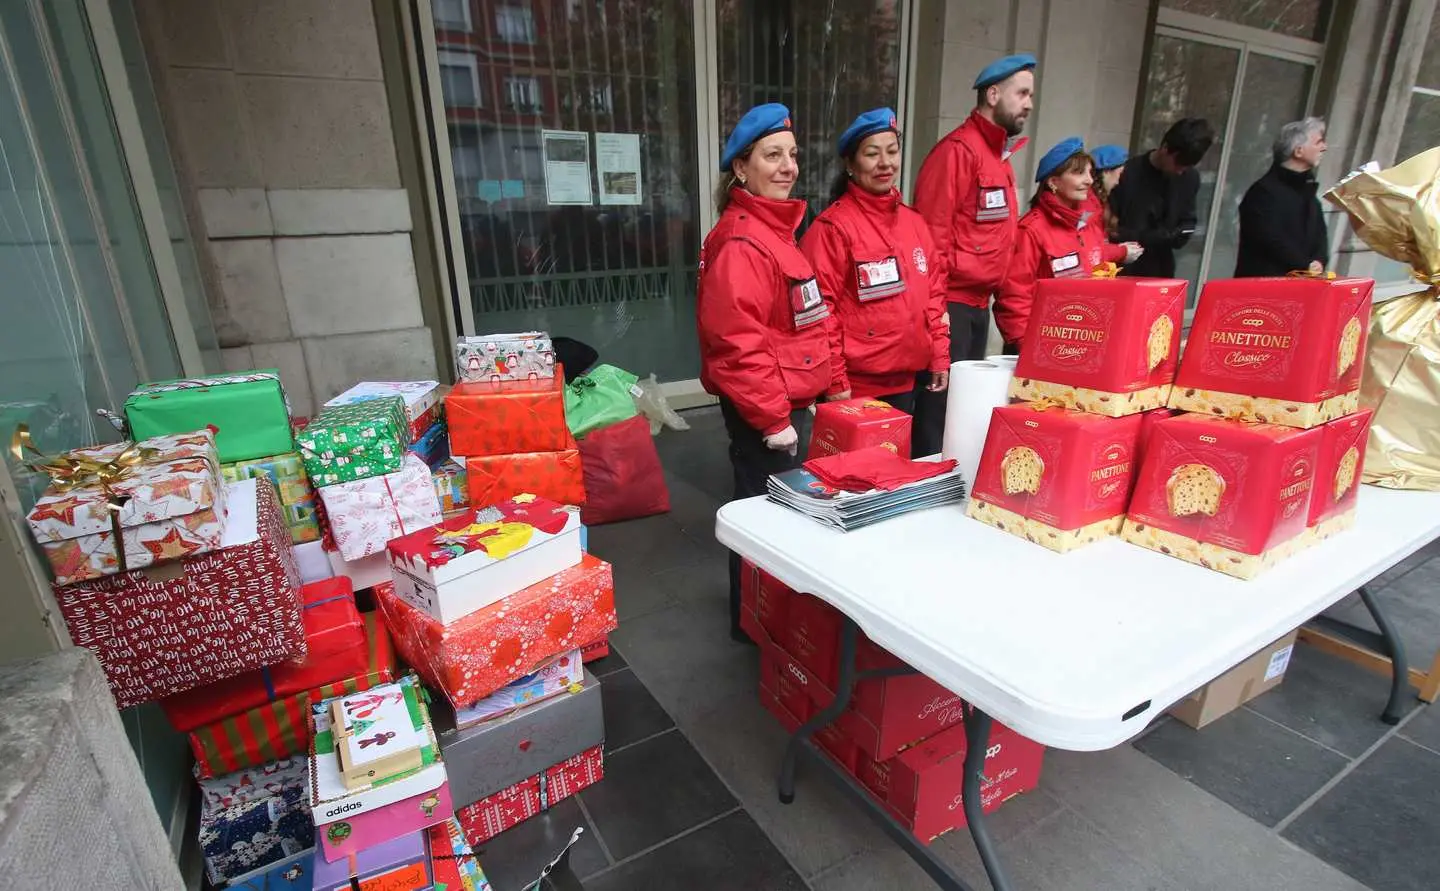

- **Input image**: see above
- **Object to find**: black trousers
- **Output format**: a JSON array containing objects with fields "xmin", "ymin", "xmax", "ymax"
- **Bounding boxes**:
[
  {"xmin": 912, "ymin": 302, "xmax": 991, "ymax": 457},
  {"xmin": 875, "ymin": 385, "xmax": 917, "ymax": 414},
  {"xmin": 722, "ymin": 398, "xmax": 812, "ymax": 637}
]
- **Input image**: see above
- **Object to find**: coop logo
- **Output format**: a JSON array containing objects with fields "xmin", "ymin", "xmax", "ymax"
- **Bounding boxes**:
[
  {"xmin": 1242, "ymin": 318, "xmax": 1265, "ymax": 327},
  {"xmin": 786, "ymin": 663, "xmax": 808, "ymax": 685},
  {"xmin": 1065, "ymin": 313, "xmax": 1084, "ymax": 322},
  {"xmin": 1199, "ymin": 435, "xmax": 1217, "ymax": 444},
  {"xmin": 1024, "ymin": 420, "xmax": 1039, "ymax": 428}
]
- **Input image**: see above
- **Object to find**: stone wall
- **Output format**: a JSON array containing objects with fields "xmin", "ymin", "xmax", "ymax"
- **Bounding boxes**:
[{"xmin": 134, "ymin": 0, "xmax": 438, "ymax": 416}]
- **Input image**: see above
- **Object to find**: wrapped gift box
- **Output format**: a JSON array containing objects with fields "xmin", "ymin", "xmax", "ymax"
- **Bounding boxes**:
[
  {"xmin": 456, "ymin": 331, "xmax": 556, "ymax": 383},
  {"xmin": 198, "ymin": 757, "xmax": 307, "ymax": 814},
  {"xmin": 455, "ymin": 745, "xmax": 604, "ymax": 845},
  {"xmin": 432, "ymin": 458, "xmax": 469, "ymax": 512},
  {"xmin": 810, "ymin": 399, "xmax": 914, "ymax": 458},
  {"xmin": 375, "ymin": 554, "xmax": 616, "ymax": 707},
  {"xmin": 436, "ymin": 668, "xmax": 602, "ymax": 808},
  {"xmin": 319, "ymin": 453, "xmax": 443, "ymax": 562},
  {"xmin": 447, "ymin": 372, "xmax": 574, "ymax": 458},
  {"xmin": 189, "ymin": 612, "xmax": 394, "ymax": 778},
  {"xmin": 226, "ymin": 848, "xmax": 315, "ymax": 891},
  {"xmin": 124, "ymin": 369, "xmax": 292, "ymax": 463},
  {"xmin": 324, "ymin": 380, "xmax": 442, "ymax": 443},
  {"xmin": 966, "ymin": 404, "xmax": 1145, "ymax": 553},
  {"xmin": 465, "ymin": 450, "xmax": 586, "ymax": 508},
  {"xmin": 25, "ymin": 428, "xmax": 226, "ymax": 585},
  {"xmin": 223, "ymin": 452, "xmax": 321, "ymax": 544},
  {"xmin": 312, "ymin": 829, "xmax": 432, "ymax": 891},
  {"xmin": 427, "ymin": 818, "xmax": 488, "ymax": 891},
  {"xmin": 329, "ymin": 677, "xmax": 429, "ymax": 790},
  {"xmin": 452, "ymin": 649, "xmax": 584, "ymax": 726},
  {"xmin": 1169, "ymin": 277, "xmax": 1375, "ymax": 428},
  {"xmin": 1309, "ymin": 409, "xmax": 1373, "ymax": 540},
  {"xmin": 1010, "ymin": 278, "xmax": 1187, "ymax": 416},
  {"xmin": 293, "ymin": 540, "xmax": 333, "ymax": 584},
  {"xmin": 161, "ymin": 578, "xmax": 365, "ymax": 732},
  {"xmin": 326, "ymin": 549, "xmax": 391, "ymax": 591},
  {"xmin": 310, "ymin": 681, "xmax": 452, "ymax": 862},
  {"xmin": 51, "ymin": 477, "xmax": 301, "ymax": 709},
  {"xmin": 199, "ymin": 758, "xmax": 312, "ymax": 884},
  {"xmin": 297, "ymin": 397, "xmax": 409, "ymax": 487},
  {"xmin": 386, "ymin": 496, "xmax": 582, "ymax": 625},
  {"xmin": 408, "ymin": 420, "xmax": 450, "ymax": 468},
  {"xmin": 580, "ymin": 638, "xmax": 609, "ymax": 662},
  {"xmin": 1122, "ymin": 413, "xmax": 1324, "ymax": 579}
]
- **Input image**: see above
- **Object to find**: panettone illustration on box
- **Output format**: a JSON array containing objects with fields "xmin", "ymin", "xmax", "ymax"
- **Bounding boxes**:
[
  {"xmin": 1147, "ymin": 315, "xmax": 1175, "ymax": 371},
  {"xmin": 1337, "ymin": 317, "xmax": 1362, "ymax": 378},
  {"xmin": 1000, "ymin": 446, "xmax": 1044, "ymax": 495},
  {"xmin": 1307, "ymin": 408, "xmax": 1372, "ymax": 540},
  {"xmin": 1165, "ymin": 464, "xmax": 1225, "ymax": 517},
  {"xmin": 1334, "ymin": 447, "xmax": 1359, "ymax": 501}
]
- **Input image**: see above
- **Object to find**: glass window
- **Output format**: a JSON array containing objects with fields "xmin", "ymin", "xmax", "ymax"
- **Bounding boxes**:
[
  {"xmin": 504, "ymin": 75, "xmax": 543, "ymax": 112},
  {"xmin": 496, "ymin": 4, "xmax": 537, "ymax": 44},
  {"xmin": 438, "ymin": 51, "xmax": 481, "ymax": 107},
  {"xmin": 1162, "ymin": 0, "xmax": 1330, "ymax": 41},
  {"xmin": 433, "ymin": 0, "xmax": 472, "ymax": 31}
]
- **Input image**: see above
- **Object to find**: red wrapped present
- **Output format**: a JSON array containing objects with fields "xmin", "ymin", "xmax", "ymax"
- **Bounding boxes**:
[
  {"xmin": 580, "ymin": 637, "xmax": 610, "ymax": 662},
  {"xmin": 51, "ymin": 477, "xmax": 303, "ymax": 709},
  {"xmin": 447, "ymin": 370, "xmax": 575, "ymax": 458},
  {"xmin": 188, "ymin": 611, "xmax": 394, "ymax": 777},
  {"xmin": 810, "ymin": 399, "xmax": 913, "ymax": 458},
  {"xmin": 160, "ymin": 577, "xmax": 366, "ymax": 732},
  {"xmin": 456, "ymin": 744, "xmax": 604, "ymax": 844},
  {"xmin": 375, "ymin": 554, "xmax": 616, "ymax": 708},
  {"xmin": 578, "ymin": 414, "xmax": 670, "ymax": 525},
  {"xmin": 465, "ymin": 450, "xmax": 586, "ymax": 508}
]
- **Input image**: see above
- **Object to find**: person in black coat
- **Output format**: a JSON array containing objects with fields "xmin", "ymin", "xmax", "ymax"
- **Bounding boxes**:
[
  {"xmin": 1234, "ymin": 117, "xmax": 1329, "ymax": 277},
  {"xmin": 1109, "ymin": 118, "xmax": 1215, "ymax": 279}
]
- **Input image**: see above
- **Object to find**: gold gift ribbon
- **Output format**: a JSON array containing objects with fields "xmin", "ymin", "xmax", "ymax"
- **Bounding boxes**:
[
  {"xmin": 1286, "ymin": 269, "xmax": 1338, "ymax": 280},
  {"xmin": 11, "ymin": 424, "xmax": 158, "ymax": 573},
  {"xmin": 1091, "ymin": 262, "xmax": 1120, "ymax": 279}
]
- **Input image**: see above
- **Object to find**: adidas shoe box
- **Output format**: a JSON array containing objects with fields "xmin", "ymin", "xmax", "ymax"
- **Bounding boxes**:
[
  {"xmin": 966, "ymin": 403, "xmax": 1144, "ymax": 553},
  {"xmin": 1168, "ymin": 630, "xmax": 1299, "ymax": 728},
  {"xmin": 1121, "ymin": 413, "xmax": 1324, "ymax": 579},
  {"xmin": 1009, "ymin": 277, "xmax": 1187, "ymax": 417}
]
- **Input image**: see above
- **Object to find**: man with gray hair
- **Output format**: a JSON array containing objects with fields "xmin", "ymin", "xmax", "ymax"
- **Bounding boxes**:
[{"xmin": 1234, "ymin": 116, "xmax": 1329, "ymax": 277}]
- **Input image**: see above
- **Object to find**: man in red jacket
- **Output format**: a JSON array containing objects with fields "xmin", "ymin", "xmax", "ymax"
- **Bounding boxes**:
[{"xmin": 910, "ymin": 52, "xmax": 1036, "ymax": 454}]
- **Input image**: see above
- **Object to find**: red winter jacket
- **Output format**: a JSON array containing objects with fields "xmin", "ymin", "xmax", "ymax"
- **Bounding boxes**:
[
  {"xmin": 913, "ymin": 110, "xmax": 1028, "ymax": 309},
  {"xmin": 1083, "ymin": 192, "xmax": 1128, "ymax": 265},
  {"xmin": 697, "ymin": 188, "xmax": 833, "ymax": 435},
  {"xmin": 995, "ymin": 191, "xmax": 1109, "ymax": 346},
  {"xmin": 801, "ymin": 183, "xmax": 950, "ymax": 398}
]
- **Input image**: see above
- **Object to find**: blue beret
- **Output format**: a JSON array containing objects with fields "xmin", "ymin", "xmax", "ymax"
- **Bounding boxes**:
[
  {"xmin": 837, "ymin": 107, "xmax": 899, "ymax": 156},
  {"xmin": 973, "ymin": 53, "xmax": 1037, "ymax": 90},
  {"xmin": 1035, "ymin": 136, "xmax": 1086, "ymax": 183},
  {"xmin": 1091, "ymin": 144, "xmax": 1128, "ymax": 171},
  {"xmin": 720, "ymin": 103, "xmax": 793, "ymax": 172}
]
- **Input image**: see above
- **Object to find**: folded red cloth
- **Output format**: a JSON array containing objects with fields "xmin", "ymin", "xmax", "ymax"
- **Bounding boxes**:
[{"xmin": 803, "ymin": 447, "xmax": 958, "ymax": 492}]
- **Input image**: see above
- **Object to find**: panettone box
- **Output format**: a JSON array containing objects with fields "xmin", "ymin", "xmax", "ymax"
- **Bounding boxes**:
[
  {"xmin": 1168, "ymin": 277, "xmax": 1375, "ymax": 428},
  {"xmin": 810, "ymin": 399, "xmax": 914, "ymax": 457},
  {"xmin": 1121, "ymin": 414, "xmax": 1324, "ymax": 579},
  {"xmin": 1010, "ymin": 277, "xmax": 1187, "ymax": 416},
  {"xmin": 966, "ymin": 404, "xmax": 1144, "ymax": 552},
  {"xmin": 1309, "ymin": 408, "xmax": 1374, "ymax": 539}
]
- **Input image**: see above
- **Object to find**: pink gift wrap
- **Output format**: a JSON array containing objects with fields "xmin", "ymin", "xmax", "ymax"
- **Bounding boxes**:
[
  {"xmin": 318, "ymin": 453, "xmax": 443, "ymax": 561},
  {"xmin": 52, "ymin": 477, "xmax": 304, "ymax": 709},
  {"xmin": 25, "ymin": 428, "xmax": 227, "ymax": 585},
  {"xmin": 317, "ymin": 781, "xmax": 454, "ymax": 862}
]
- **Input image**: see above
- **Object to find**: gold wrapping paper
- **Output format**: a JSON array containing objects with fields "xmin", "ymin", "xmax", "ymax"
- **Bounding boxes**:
[{"xmin": 1325, "ymin": 147, "xmax": 1440, "ymax": 490}]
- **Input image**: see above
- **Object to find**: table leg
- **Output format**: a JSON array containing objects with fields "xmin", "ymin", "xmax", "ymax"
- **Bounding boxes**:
[
  {"xmin": 962, "ymin": 706, "xmax": 1014, "ymax": 891},
  {"xmin": 779, "ymin": 618, "xmax": 860, "ymax": 805},
  {"xmin": 1357, "ymin": 586, "xmax": 1411, "ymax": 725}
]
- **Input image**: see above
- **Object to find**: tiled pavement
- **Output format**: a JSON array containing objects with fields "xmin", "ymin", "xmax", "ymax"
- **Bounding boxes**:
[{"xmin": 478, "ymin": 406, "xmax": 1440, "ymax": 890}]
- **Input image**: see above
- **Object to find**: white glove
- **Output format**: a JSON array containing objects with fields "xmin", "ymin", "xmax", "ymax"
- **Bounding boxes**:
[
  {"xmin": 1122, "ymin": 242, "xmax": 1145, "ymax": 264},
  {"xmin": 763, "ymin": 425, "xmax": 799, "ymax": 456}
]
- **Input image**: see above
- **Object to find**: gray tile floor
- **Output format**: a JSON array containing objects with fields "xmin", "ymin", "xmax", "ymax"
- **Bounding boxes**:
[{"xmin": 480, "ymin": 405, "xmax": 1440, "ymax": 890}]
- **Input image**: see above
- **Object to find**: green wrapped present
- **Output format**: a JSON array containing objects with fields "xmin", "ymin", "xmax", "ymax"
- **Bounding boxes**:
[
  {"xmin": 123, "ymin": 370, "xmax": 293, "ymax": 463},
  {"xmin": 564, "ymin": 364, "xmax": 640, "ymax": 439},
  {"xmin": 222, "ymin": 452, "xmax": 321, "ymax": 543},
  {"xmin": 295, "ymin": 396, "xmax": 407, "ymax": 487}
]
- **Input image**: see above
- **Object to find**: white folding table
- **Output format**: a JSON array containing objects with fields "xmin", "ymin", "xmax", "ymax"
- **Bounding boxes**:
[{"xmin": 716, "ymin": 484, "xmax": 1440, "ymax": 891}]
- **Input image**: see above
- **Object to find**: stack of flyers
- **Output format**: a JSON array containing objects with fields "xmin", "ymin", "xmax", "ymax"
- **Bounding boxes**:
[{"xmin": 766, "ymin": 465, "xmax": 966, "ymax": 532}]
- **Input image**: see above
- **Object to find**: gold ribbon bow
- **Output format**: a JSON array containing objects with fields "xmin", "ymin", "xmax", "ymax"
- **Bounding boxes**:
[
  {"xmin": 1286, "ymin": 269, "xmax": 1337, "ymax": 280},
  {"xmin": 1027, "ymin": 396, "xmax": 1069, "ymax": 412},
  {"xmin": 1091, "ymin": 262, "xmax": 1120, "ymax": 279},
  {"xmin": 11, "ymin": 424, "xmax": 158, "ymax": 573}
]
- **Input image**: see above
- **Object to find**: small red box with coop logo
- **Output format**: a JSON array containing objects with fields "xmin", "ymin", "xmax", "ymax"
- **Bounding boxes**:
[{"xmin": 810, "ymin": 398, "xmax": 913, "ymax": 458}]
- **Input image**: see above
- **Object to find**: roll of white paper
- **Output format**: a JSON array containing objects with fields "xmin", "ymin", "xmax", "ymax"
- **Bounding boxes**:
[
  {"xmin": 985, "ymin": 354, "xmax": 1018, "ymax": 370},
  {"xmin": 942, "ymin": 360, "xmax": 1014, "ymax": 490}
]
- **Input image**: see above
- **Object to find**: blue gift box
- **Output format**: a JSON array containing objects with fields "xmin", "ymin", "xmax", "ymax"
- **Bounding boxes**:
[
  {"xmin": 407, "ymin": 419, "xmax": 450, "ymax": 469},
  {"xmin": 227, "ymin": 848, "xmax": 315, "ymax": 890},
  {"xmin": 199, "ymin": 761, "xmax": 313, "ymax": 885}
]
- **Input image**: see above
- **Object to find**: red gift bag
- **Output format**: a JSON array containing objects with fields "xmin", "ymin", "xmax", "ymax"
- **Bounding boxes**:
[{"xmin": 577, "ymin": 414, "xmax": 670, "ymax": 525}]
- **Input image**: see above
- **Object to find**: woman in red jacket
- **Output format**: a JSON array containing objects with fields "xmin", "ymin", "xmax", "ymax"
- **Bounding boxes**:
[
  {"xmin": 994, "ymin": 137, "xmax": 1142, "ymax": 351},
  {"xmin": 801, "ymin": 107, "xmax": 949, "ymax": 426},
  {"xmin": 696, "ymin": 102, "xmax": 832, "ymax": 642}
]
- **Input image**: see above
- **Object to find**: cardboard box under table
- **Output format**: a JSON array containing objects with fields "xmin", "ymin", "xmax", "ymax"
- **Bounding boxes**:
[
  {"xmin": 375, "ymin": 553, "xmax": 616, "ymax": 708},
  {"xmin": 51, "ymin": 476, "xmax": 303, "ymax": 709},
  {"xmin": 1010, "ymin": 277, "xmax": 1187, "ymax": 416},
  {"xmin": 1168, "ymin": 630, "xmax": 1299, "ymax": 728},
  {"xmin": 296, "ymin": 396, "xmax": 409, "ymax": 487},
  {"xmin": 446, "ymin": 371, "xmax": 574, "ymax": 457},
  {"xmin": 324, "ymin": 380, "xmax": 442, "ymax": 443},
  {"xmin": 123, "ymin": 369, "xmax": 292, "ymax": 463},
  {"xmin": 198, "ymin": 758, "xmax": 311, "ymax": 884},
  {"xmin": 436, "ymin": 666, "xmax": 602, "ymax": 809},
  {"xmin": 223, "ymin": 451, "xmax": 320, "ymax": 544}
]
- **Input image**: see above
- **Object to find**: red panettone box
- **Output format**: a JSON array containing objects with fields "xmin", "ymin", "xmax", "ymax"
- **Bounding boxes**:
[
  {"xmin": 160, "ymin": 577, "xmax": 366, "ymax": 732},
  {"xmin": 1122, "ymin": 413, "xmax": 1324, "ymax": 579},
  {"xmin": 1012, "ymin": 277, "xmax": 1187, "ymax": 416},
  {"xmin": 446, "ymin": 369, "xmax": 575, "ymax": 458},
  {"xmin": 739, "ymin": 559, "xmax": 792, "ymax": 644},
  {"xmin": 1308, "ymin": 408, "xmax": 1374, "ymax": 538},
  {"xmin": 1168, "ymin": 277, "xmax": 1374, "ymax": 428},
  {"xmin": 966, "ymin": 404, "xmax": 1144, "ymax": 552},
  {"xmin": 810, "ymin": 398, "xmax": 913, "ymax": 458},
  {"xmin": 758, "ymin": 662, "xmax": 860, "ymax": 774},
  {"xmin": 465, "ymin": 450, "xmax": 586, "ymax": 507}
]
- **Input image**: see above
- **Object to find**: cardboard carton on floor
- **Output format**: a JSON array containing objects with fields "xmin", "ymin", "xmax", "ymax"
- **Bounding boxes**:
[{"xmin": 1169, "ymin": 630, "xmax": 1299, "ymax": 728}]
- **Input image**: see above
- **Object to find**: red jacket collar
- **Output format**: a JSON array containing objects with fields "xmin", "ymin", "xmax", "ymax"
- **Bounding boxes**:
[
  {"xmin": 844, "ymin": 181, "xmax": 901, "ymax": 217},
  {"xmin": 1037, "ymin": 190, "xmax": 1090, "ymax": 231},
  {"xmin": 966, "ymin": 110, "xmax": 1028, "ymax": 160},
  {"xmin": 727, "ymin": 187, "xmax": 807, "ymax": 237}
]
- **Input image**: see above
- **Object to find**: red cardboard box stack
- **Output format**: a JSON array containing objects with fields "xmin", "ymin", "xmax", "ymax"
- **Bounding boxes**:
[{"xmin": 741, "ymin": 561, "xmax": 1045, "ymax": 842}]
